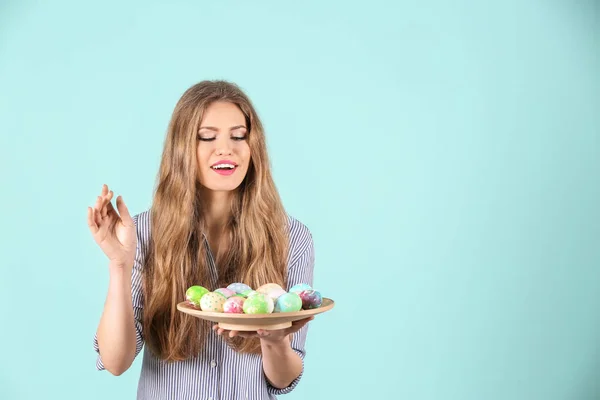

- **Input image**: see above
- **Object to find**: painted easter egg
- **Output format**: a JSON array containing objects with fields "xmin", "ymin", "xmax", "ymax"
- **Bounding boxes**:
[
  {"xmin": 223, "ymin": 296, "xmax": 245, "ymax": 313},
  {"xmin": 298, "ymin": 289, "xmax": 322, "ymax": 309},
  {"xmin": 256, "ymin": 283, "xmax": 287, "ymax": 301},
  {"xmin": 215, "ymin": 288, "xmax": 236, "ymax": 298},
  {"xmin": 242, "ymin": 289, "xmax": 258, "ymax": 298},
  {"xmin": 186, "ymin": 285, "xmax": 209, "ymax": 307},
  {"xmin": 227, "ymin": 282, "xmax": 252, "ymax": 294},
  {"xmin": 274, "ymin": 292, "xmax": 303, "ymax": 313},
  {"xmin": 289, "ymin": 283, "xmax": 312, "ymax": 294},
  {"xmin": 242, "ymin": 293, "xmax": 274, "ymax": 314},
  {"xmin": 200, "ymin": 292, "xmax": 227, "ymax": 312}
]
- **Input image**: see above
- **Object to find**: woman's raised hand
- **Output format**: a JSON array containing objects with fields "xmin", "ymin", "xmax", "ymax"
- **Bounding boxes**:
[{"xmin": 87, "ymin": 184, "xmax": 137, "ymax": 269}]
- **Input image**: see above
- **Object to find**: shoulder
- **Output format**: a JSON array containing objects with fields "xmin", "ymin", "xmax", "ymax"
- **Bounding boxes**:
[
  {"xmin": 286, "ymin": 214, "xmax": 313, "ymax": 249},
  {"xmin": 133, "ymin": 209, "xmax": 151, "ymax": 225},
  {"xmin": 132, "ymin": 209, "xmax": 151, "ymax": 234},
  {"xmin": 286, "ymin": 214, "xmax": 314, "ymax": 266}
]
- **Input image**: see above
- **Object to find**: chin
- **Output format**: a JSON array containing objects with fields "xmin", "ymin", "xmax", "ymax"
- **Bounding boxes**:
[{"xmin": 201, "ymin": 182, "xmax": 244, "ymax": 193}]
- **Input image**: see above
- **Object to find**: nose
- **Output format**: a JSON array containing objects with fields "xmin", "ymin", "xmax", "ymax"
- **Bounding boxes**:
[
  {"xmin": 216, "ymin": 140, "xmax": 232, "ymax": 156},
  {"xmin": 216, "ymin": 144, "xmax": 232, "ymax": 156}
]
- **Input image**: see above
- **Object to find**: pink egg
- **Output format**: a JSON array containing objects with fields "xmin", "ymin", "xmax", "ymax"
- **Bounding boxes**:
[
  {"xmin": 256, "ymin": 283, "xmax": 287, "ymax": 301},
  {"xmin": 223, "ymin": 296, "xmax": 245, "ymax": 313},
  {"xmin": 215, "ymin": 288, "xmax": 236, "ymax": 298}
]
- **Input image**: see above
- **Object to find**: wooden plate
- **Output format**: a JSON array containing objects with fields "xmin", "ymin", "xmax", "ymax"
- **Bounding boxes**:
[{"xmin": 177, "ymin": 297, "xmax": 335, "ymax": 331}]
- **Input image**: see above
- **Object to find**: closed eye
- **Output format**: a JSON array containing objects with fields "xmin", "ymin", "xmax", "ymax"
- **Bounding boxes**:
[{"xmin": 197, "ymin": 135, "xmax": 247, "ymax": 141}]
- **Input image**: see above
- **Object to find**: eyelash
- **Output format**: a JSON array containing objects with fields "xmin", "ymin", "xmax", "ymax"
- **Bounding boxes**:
[{"xmin": 197, "ymin": 136, "xmax": 247, "ymax": 142}]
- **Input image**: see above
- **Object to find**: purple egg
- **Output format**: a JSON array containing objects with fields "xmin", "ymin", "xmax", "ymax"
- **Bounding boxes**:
[{"xmin": 298, "ymin": 289, "xmax": 323, "ymax": 309}]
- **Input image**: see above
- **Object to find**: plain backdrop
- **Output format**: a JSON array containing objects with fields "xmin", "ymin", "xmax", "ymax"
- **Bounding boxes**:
[{"xmin": 0, "ymin": 0, "xmax": 598, "ymax": 399}]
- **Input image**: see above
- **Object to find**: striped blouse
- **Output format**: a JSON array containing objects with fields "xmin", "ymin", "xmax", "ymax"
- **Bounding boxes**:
[{"xmin": 93, "ymin": 210, "xmax": 315, "ymax": 400}]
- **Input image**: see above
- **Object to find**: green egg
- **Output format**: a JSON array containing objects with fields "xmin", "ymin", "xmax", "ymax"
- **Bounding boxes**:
[
  {"xmin": 241, "ymin": 289, "xmax": 258, "ymax": 298},
  {"xmin": 186, "ymin": 285, "xmax": 209, "ymax": 306},
  {"xmin": 243, "ymin": 293, "xmax": 273, "ymax": 314}
]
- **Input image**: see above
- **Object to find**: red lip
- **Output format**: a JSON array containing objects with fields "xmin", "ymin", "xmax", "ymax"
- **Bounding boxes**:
[{"xmin": 211, "ymin": 159, "xmax": 238, "ymax": 167}]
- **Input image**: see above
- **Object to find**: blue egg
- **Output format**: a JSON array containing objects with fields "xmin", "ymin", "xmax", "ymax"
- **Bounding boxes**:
[
  {"xmin": 289, "ymin": 283, "xmax": 312, "ymax": 294},
  {"xmin": 227, "ymin": 282, "xmax": 252, "ymax": 294},
  {"xmin": 274, "ymin": 292, "xmax": 303, "ymax": 313}
]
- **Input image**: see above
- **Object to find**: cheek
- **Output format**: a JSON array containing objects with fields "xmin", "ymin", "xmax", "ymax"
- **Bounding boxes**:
[
  {"xmin": 196, "ymin": 147, "xmax": 212, "ymax": 179},
  {"xmin": 239, "ymin": 143, "xmax": 251, "ymax": 162},
  {"xmin": 197, "ymin": 146, "xmax": 211, "ymax": 164}
]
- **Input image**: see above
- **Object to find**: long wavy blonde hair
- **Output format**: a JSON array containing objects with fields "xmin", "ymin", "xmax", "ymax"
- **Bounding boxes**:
[{"xmin": 143, "ymin": 80, "xmax": 290, "ymax": 362}]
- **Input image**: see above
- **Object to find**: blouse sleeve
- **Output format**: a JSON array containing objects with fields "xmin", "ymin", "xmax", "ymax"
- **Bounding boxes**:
[
  {"xmin": 92, "ymin": 213, "xmax": 145, "ymax": 371},
  {"xmin": 267, "ymin": 222, "xmax": 315, "ymax": 395}
]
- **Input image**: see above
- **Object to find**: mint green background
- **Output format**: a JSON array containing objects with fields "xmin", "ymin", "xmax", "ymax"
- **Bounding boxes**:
[{"xmin": 1, "ymin": 1, "xmax": 598, "ymax": 399}]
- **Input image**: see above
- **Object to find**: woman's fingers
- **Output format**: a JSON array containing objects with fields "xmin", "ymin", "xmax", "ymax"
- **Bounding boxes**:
[
  {"xmin": 256, "ymin": 330, "xmax": 270, "ymax": 337},
  {"xmin": 101, "ymin": 190, "xmax": 113, "ymax": 219},
  {"xmin": 282, "ymin": 316, "xmax": 314, "ymax": 335},
  {"xmin": 212, "ymin": 325, "xmax": 256, "ymax": 338},
  {"xmin": 94, "ymin": 196, "xmax": 103, "ymax": 225},
  {"xmin": 90, "ymin": 184, "xmax": 113, "ymax": 231},
  {"xmin": 212, "ymin": 325, "xmax": 225, "ymax": 335},
  {"xmin": 116, "ymin": 195, "xmax": 133, "ymax": 226},
  {"xmin": 231, "ymin": 331, "xmax": 255, "ymax": 338},
  {"xmin": 88, "ymin": 207, "xmax": 109, "ymax": 240},
  {"xmin": 93, "ymin": 195, "xmax": 102, "ymax": 212},
  {"xmin": 91, "ymin": 184, "xmax": 116, "ymax": 223},
  {"xmin": 87, "ymin": 207, "xmax": 98, "ymax": 233},
  {"xmin": 210, "ymin": 318, "xmax": 314, "ymax": 341},
  {"xmin": 105, "ymin": 194, "xmax": 118, "ymax": 219}
]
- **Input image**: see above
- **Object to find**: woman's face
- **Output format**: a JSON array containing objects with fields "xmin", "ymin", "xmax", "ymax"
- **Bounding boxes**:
[{"xmin": 196, "ymin": 101, "xmax": 251, "ymax": 192}]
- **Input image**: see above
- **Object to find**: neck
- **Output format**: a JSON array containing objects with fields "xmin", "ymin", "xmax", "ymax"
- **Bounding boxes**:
[{"xmin": 202, "ymin": 188, "xmax": 234, "ymax": 234}]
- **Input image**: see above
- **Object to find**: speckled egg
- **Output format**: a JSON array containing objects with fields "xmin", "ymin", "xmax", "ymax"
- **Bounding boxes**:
[
  {"xmin": 298, "ymin": 289, "xmax": 322, "ymax": 309},
  {"xmin": 215, "ymin": 288, "xmax": 236, "ymax": 298},
  {"xmin": 242, "ymin": 293, "xmax": 274, "ymax": 314},
  {"xmin": 200, "ymin": 292, "xmax": 227, "ymax": 312},
  {"xmin": 289, "ymin": 283, "xmax": 312, "ymax": 294},
  {"xmin": 256, "ymin": 283, "xmax": 287, "ymax": 301},
  {"xmin": 223, "ymin": 296, "xmax": 245, "ymax": 313},
  {"xmin": 186, "ymin": 285, "xmax": 209, "ymax": 307},
  {"xmin": 227, "ymin": 282, "xmax": 252, "ymax": 294},
  {"xmin": 274, "ymin": 292, "xmax": 303, "ymax": 313}
]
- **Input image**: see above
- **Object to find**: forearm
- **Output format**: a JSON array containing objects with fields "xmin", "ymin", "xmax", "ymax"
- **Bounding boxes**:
[
  {"xmin": 261, "ymin": 335, "xmax": 303, "ymax": 389},
  {"xmin": 96, "ymin": 263, "xmax": 138, "ymax": 376}
]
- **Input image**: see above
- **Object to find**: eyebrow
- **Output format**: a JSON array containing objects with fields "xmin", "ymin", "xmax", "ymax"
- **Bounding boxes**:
[{"xmin": 199, "ymin": 125, "xmax": 247, "ymax": 132}]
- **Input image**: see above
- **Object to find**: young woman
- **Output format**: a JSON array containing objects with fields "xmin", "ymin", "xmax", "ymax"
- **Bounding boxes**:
[{"xmin": 87, "ymin": 80, "xmax": 315, "ymax": 400}]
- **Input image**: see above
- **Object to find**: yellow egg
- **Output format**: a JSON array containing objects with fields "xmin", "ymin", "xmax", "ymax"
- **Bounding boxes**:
[{"xmin": 200, "ymin": 292, "xmax": 227, "ymax": 312}]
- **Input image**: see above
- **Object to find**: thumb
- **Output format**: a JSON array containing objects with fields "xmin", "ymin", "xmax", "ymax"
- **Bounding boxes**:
[{"xmin": 116, "ymin": 195, "xmax": 133, "ymax": 226}]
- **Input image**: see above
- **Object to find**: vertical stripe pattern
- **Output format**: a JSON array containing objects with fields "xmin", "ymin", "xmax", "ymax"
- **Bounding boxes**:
[{"xmin": 93, "ymin": 210, "xmax": 315, "ymax": 400}]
